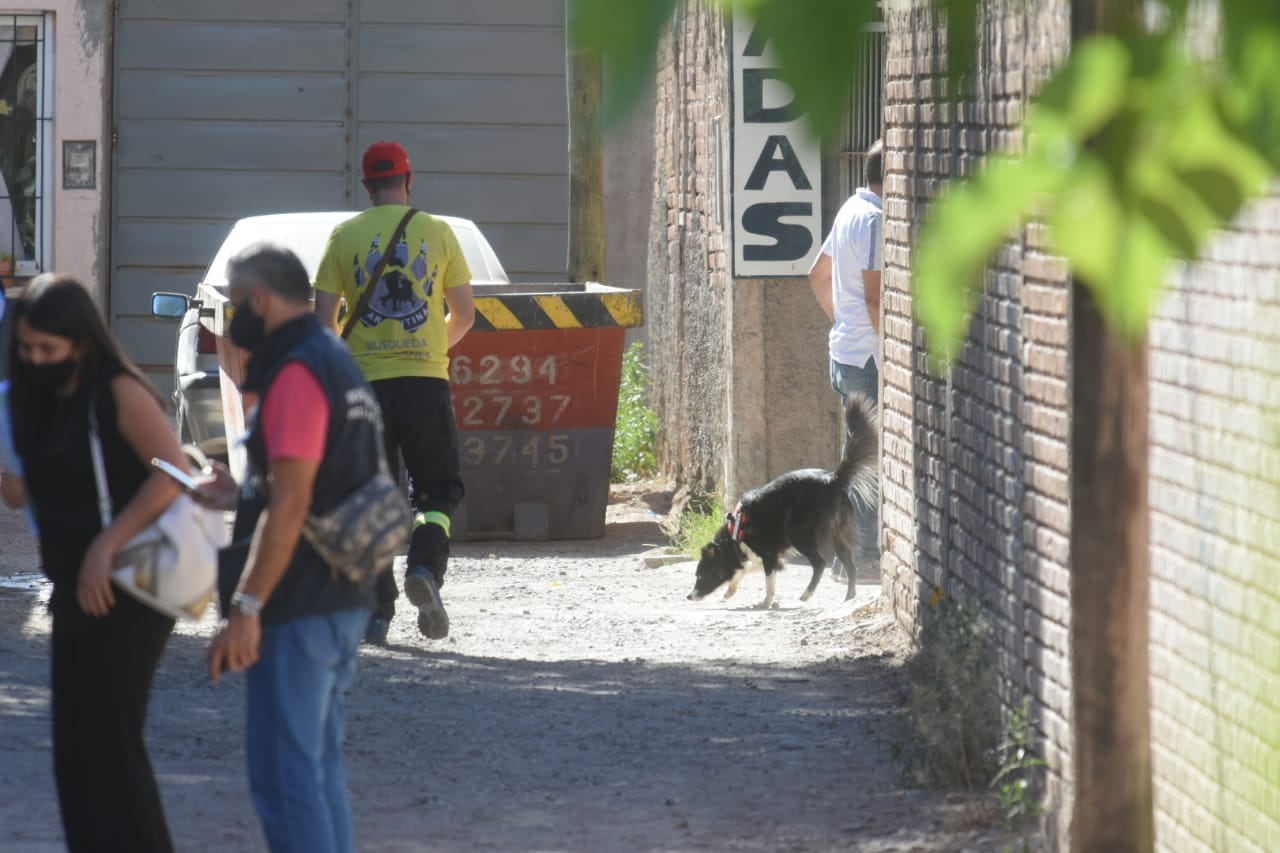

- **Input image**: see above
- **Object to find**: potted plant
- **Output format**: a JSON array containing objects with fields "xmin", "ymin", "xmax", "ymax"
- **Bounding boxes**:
[{"xmin": 0, "ymin": 252, "xmax": 14, "ymax": 290}]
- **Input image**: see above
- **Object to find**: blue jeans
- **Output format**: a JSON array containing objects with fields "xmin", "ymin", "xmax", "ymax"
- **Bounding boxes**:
[
  {"xmin": 246, "ymin": 608, "xmax": 368, "ymax": 853},
  {"xmin": 830, "ymin": 357, "xmax": 880, "ymax": 568}
]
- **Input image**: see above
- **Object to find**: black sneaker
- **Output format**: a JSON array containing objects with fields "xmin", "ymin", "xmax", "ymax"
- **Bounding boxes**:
[
  {"xmin": 363, "ymin": 614, "xmax": 391, "ymax": 646},
  {"xmin": 404, "ymin": 566, "xmax": 449, "ymax": 640}
]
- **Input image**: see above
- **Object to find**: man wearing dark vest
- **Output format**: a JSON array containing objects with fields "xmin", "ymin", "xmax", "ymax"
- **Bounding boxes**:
[{"xmin": 205, "ymin": 245, "xmax": 380, "ymax": 853}]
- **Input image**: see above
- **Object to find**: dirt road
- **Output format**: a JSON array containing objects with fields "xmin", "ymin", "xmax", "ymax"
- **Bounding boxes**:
[{"xmin": 0, "ymin": 485, "xmax": 1022, "ymax": 852}]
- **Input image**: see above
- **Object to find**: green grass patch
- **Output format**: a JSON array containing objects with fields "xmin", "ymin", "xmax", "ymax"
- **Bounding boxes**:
[
  {"xmin": 611, "ymin": 341, "xmax": 658, "ymax": 483},
  {"xmin": 672, "ymin": 494, "xmax": 725, "ymax": 561}
]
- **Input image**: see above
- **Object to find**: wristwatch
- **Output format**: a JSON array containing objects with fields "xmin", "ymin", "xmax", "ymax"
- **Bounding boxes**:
[{"xmin": 230, "ymin": 591, "xmax": 263, "ymax": 618}]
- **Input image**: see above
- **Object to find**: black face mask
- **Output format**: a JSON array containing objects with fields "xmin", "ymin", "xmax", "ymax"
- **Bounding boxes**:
[
  {"xmin": 22, "ymin": 358, "xmax": 78, "ymax": 393},
  {"xmin": 228, "ymin": 300, "xmax": 267, "ymax": 352}
]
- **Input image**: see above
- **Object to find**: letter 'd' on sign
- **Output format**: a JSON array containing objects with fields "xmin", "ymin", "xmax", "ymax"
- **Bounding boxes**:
[{"xmin": 731, "ymin": 12, "xmax": 823, "ymax": 277}]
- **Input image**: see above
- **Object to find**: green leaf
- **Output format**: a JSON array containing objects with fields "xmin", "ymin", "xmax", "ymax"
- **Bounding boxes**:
[
  {"xmin": 568, "ymin": 0, "xmax": 679, "ymax": 127},
  {"xmin": 1138, "ymin": 196, "xmax": 1199, "ymax": 258},
  {"xmin": 1175, "ymin": 166, "xmax": 1247, "ymax": 221},
  {"xmin": 1049, "ymin": 157, "xmax": 1165, "ymax": 338},
  {"xmin": 1220, "ymin": 0, "xmax": 1280, "ymax": 80},
  {"xmin": 1047, "ymin": 156, "xmax": 1121, "ymax": 290},
  {"xmin": 1106, "ymin": 215, "xmax": 1171, "ymax": 337},
  {"xmin": 935, "ymin": 0, "xmax": 980, "ymax": 100},
  {"xmin": 1031, "ymin": 36, "xmax": 1131, "ymax": 144},
  {"xmin": 912, "ymin": 153, "xmax": 1067, "ymax": 365},
  {"xmin": 737, "ymin": 0, "xmax": 883, "ymax": 142}
]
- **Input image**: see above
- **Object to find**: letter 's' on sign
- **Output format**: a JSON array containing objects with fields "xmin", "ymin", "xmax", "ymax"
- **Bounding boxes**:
[{"xmin": 731, "ymin": 14, "xmax": 822, "ymax": 277}]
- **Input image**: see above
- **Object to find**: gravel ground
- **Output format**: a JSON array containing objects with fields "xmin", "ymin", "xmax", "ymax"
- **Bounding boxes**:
[{"xmin": 0, "ymin": 483, "xmax": 1030, "ymax": 852}]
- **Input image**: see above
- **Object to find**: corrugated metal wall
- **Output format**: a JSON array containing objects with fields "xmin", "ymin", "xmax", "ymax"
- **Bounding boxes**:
[{"xmin": 111, "ymin": 0, "xmax": 569, "ymax": 387}]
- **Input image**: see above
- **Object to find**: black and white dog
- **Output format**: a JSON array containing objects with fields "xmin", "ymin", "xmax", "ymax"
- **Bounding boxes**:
[{"xmin": 688, "ymin": 394, "xmax": 878, "ymax": 608}]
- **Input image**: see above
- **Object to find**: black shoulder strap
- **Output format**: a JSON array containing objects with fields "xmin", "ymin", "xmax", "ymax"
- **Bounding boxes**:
[{"xmin": 340, "ymin": 207, "xmax": 419, "ymax": 340}]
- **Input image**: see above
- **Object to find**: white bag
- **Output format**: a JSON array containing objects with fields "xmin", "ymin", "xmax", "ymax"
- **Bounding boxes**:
[{"xmin": 89, "ymin": 411, "xmax": 223, "ymax": 621}]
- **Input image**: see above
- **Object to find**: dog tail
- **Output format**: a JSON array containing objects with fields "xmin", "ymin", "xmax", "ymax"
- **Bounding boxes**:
[{"xmin": 834, "ymin": 392, "xmax": 879, "ymax": 508}]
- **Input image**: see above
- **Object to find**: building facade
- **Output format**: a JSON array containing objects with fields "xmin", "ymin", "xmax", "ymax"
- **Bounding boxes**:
[
  {"xmin": 0, "ymin": 0, "xmax": 585, "ymax": 390},
  {"xmin": 651, "ymin": 1, "xmax": 1280, "ymax": 849}
]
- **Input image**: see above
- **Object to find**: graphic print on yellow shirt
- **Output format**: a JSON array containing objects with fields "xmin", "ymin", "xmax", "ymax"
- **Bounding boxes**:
[{"xmin": 315, "ymin": 206, "xmax": 472, "ymax": 383}]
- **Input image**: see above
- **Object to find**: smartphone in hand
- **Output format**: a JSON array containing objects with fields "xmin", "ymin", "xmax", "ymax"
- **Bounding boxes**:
[{"xmin": 151, "ymin": 457, "xmax": 202, "ymax": 494}]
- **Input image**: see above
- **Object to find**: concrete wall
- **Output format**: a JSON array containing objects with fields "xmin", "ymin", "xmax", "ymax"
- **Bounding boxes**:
[
  {"xmin": 57, "ymin": 2, "xmax": 111, "ymax": 290},
  {"xmin": 878, "ymin": 0, "xmax": 1074, "ymax": 845},
  {"xmin": 649, "ymin": 0, "xmax": 840, "ymax": 498},
  {"xmin": 1147, "ymin": 195, "xmax": 1280, "ymax": 852},
  {"xmin": 604, "ymin": 77, "xmax": 655, "ymax": 340},
  {"xmin": 0, "ymin": 1, "xmax": 112, "ymax": 293}
]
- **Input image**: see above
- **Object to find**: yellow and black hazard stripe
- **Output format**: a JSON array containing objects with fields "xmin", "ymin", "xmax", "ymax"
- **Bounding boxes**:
[{"xmin": 472, "ymin": 289, "xmax": 642, "ymax": 332}]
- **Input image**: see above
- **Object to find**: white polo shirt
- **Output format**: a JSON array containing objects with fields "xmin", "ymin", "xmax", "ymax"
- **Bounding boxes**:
[{"xmin": 818, "ymin": 187, "xmax": 882, "ymax": 369}]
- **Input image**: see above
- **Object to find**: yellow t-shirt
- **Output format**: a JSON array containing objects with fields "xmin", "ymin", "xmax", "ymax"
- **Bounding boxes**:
[{"xmin": 314, "ymin": 206, "xmax": 472, "ymax": 382}]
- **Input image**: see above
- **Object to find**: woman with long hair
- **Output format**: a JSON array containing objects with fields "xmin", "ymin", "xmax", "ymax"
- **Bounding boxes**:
[{"xmin": 0, "ymin": 274, "xmax": 189, "ymax": 851}]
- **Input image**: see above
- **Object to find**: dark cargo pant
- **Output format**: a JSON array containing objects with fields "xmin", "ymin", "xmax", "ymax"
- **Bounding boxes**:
[{"xmin": 370, "ymin": 376, "xmax": 465, "ymax": 620}]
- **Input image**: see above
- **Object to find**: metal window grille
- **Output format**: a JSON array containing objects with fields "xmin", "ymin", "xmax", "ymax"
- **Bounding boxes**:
[
  {"xmin": 0, "ymin": 15, "xmax": 49, "ymax": 272},
  {"xmin": 840, "ymin": 24, "xmax": 887, "ymax": 196}
]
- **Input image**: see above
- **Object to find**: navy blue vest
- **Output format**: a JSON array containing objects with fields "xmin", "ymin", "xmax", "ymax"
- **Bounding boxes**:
[{"xmin": 234, "ymin": 314, "xmax": 380, "ymax": 624}]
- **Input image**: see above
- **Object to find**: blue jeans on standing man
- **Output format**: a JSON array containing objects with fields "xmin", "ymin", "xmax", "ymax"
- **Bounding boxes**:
[
  {"xmin": 830, "ymin": 356, "xmax": 880, "ymax": 573},
  {"xmin": 246, "ymin": 607, "xmax": 368, "ymax": 853}
]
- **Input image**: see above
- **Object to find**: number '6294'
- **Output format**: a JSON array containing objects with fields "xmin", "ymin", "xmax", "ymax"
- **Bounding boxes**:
[{"xmin": 450, "ymin": 354, "xmax": 558, "ymax": 386}]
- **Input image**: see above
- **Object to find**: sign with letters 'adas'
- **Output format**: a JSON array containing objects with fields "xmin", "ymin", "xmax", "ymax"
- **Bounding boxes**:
[{"xmin": 731, "ymin": 12, "xmax": 823, "ymax": 278}]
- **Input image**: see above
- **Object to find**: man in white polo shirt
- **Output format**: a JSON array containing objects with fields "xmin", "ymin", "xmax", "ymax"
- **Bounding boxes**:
[{"xmin": 808, "ymin": 138, "xmax": 883, "ymax": 579}]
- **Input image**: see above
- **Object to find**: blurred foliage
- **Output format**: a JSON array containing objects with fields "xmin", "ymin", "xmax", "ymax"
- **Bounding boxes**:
[
  {"xmin": 569, "ymin": 0, "xmax": 1280, "ymax": 365},
  {"xmin": 612, "ymin": 341, "xmax": 658, "ymax": 483}
]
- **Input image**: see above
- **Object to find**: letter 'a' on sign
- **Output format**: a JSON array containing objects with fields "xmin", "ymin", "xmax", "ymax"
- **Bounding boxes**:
[
  {"xmin": 745, "ymin": 135, "xmax": 813, "ymax": 191},
  {"xmin": 731, "ymin": 9, "xmax": 822, "ymax": 277}
]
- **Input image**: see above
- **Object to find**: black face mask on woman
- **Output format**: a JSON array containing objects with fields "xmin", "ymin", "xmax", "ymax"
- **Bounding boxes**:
[
  {"xmin": 228, "ymin": 300, "xmax": 267, "ymax": 352},
  {"xmin": 22, "ymin": 358, "xmax": 78, "ymax": 394}
]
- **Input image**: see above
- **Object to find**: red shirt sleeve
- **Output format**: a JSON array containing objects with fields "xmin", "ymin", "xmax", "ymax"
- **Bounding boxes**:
[{"xmin": 259, "ymin": 362, "xmax": 330, "ymax": 462}]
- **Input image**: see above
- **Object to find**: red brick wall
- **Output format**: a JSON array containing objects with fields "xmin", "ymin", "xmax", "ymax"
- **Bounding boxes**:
[
  {"xmin": 648, "ymin": 0, "xmax": 733, "ymax": 490},
  {"xmin": 879, "ymin": 0, "xmax": 1073, "ymax": 844}
]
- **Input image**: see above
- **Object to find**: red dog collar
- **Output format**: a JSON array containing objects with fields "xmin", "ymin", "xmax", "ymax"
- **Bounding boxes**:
[{"xmin": 728, "ymin": 501, "xmax": 747, "ymax": 542}]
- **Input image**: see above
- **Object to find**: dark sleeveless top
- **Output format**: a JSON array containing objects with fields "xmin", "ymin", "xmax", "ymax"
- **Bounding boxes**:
[{"xmin": 15, "ymin": 366, "xmax": 149, "ymax": 605}]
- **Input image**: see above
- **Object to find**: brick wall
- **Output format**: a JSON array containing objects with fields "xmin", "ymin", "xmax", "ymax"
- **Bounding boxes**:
[
  {"xmin": 649, "ymin": 1, "xmax": 841, "ymax": 499},
  {"xmin": 646, "ymin": 0, "xmax": 1280, "ymax": 849},
  {"xmin": 879, "ymin": 0, "xmax": 1074, "ymax": 844},
  {"xmin": 648, "ymin": 0, "xmax": 733, "ymax": 490},
  {"xmin": 1147, "ymin": 194, "xmax": 1280, "ymax": 852}
]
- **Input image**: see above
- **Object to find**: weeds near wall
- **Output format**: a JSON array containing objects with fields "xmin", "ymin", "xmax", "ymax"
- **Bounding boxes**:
[
  {"xmin": 889, "ymin": 593, "xmax": 1001, "ymax": 789},
  {"xmin": 672, "ymin": 494, "xmax": 725, "ymax": 560},
  {"xmin": 992, "ymin": 696, "xmax": 1047, "ymax": 828},
  {"xmin": 889, "ymin": 592, "xmax": 1048, "ymax": 844},
  {"xmin": 612, "ymin": 341, "xmax": 658, "ymax": 483}
]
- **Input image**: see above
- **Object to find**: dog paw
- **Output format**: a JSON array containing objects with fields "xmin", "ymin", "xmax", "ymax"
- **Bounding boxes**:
[
  {"xmin": 799, "ymin": 590, "xmax": 814, "ymax": 602},
  {"xmin": 723, "ymin": 586, "xmax": 739, "ymax": 600}
]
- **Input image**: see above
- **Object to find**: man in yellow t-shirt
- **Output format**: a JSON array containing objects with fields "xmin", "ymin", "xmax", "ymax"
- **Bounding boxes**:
[{"xmin": 314, "ymin": 141, "xmax": 475, "ymax": 644}]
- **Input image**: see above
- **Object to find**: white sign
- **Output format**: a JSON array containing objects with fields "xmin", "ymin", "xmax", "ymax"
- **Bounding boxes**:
[{"xmin": 731, "ymin": 14, "xmax": 823, "ymax": 278}]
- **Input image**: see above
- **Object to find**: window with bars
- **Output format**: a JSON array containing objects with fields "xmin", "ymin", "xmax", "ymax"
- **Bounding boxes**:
[
  {"xmin": 0, "ymin": 15, "xmax": 49, "ymax": 273},
  {"xmin": 840, "ymin": 25, "xmax": 887, "ymax": 197}
]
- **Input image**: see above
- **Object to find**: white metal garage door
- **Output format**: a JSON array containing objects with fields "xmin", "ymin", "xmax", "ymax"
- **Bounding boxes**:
[{"xmin": 111, "ymin": 0, "xmax": 568, "ymax": 388}]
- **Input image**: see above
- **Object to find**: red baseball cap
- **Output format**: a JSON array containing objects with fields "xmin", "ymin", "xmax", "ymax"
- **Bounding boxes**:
[{"xmin": 362, "ymin": 141, "xmax": 411, "ymax": 180}]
